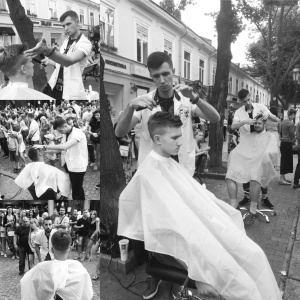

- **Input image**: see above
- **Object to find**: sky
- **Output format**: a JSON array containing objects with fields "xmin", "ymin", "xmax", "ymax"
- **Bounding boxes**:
[{"xmin": 152, "ymin": 0, "xmax": 255, "ymax": 65}]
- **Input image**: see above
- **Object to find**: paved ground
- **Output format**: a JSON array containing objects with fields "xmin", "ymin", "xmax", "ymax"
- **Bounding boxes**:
[
  {"xmin": 0, "ymin": 246, "xmax": 100, "ymax": 300},
  {"xmin": 100, "ymin": 139, "xmax": 300, "ymax": 300},
  {"xmin": 0, "ymin": 147, "xmax": 100, "ymax": 200}
]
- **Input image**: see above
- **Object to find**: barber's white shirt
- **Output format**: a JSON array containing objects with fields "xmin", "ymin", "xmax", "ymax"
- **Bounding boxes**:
[
  {"xmin": 48, "ymin": 34, "xmax": 92, "ymax": 100},
  {"xmin": 29, "ymin": 119, "xmax": 40, "ymax": 142}
]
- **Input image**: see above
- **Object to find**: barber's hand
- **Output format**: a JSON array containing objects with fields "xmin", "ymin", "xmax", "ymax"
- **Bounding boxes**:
[
  {"xmin": 129, "ymin": 95, "xmax": 157, "ymax": 111},
  {"xmin": 24, "ymin": 37, "xmax": 51, "ymax": 58},
  {"xmin": 262, "ymin": 112, "xmax": 270, "ymax": 120},
  {"xmin": 243, "ymin": 118, "xmax": 255, "ymax": 125},
  {"xmin": 195, "ymin": 282, "xmax": 220, "ymax": 298},
  {"xmin": 41, "ymin": 57, "xmax": 50, "ymax": 66},
  {"xmin": 173, "ymin": 84, "xmax": 195, "ymax": 99}
]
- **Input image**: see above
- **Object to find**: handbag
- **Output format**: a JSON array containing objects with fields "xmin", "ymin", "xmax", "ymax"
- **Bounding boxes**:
[{"xmin": 120, "ymin": 145, "xmax": 129, "ymax": 157}]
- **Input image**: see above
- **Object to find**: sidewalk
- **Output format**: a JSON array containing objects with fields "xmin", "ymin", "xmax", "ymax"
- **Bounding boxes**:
[{"xmin": 100, "ymin": 140, "xmax": 300, "ymax": 300}]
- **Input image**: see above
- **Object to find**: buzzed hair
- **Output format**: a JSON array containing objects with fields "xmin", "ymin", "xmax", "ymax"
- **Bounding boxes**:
[
  {"xmin": 237, "ymin": 89, "xmax": 249, "ymax": 100},
  {"xmin": 0, "ymin": 44, "xmax": 29, "ymax": 77},
  {"xmin": 147, "ymin": 51, "xmax": 173, "ymax": 71},
  {"xmin": 60, "ymin": 10, "xmax": 79, "ymax": 22},
  {"xmin": 147, "ymin": 112, "xmax": 182, "ymax": 140},
  {"xmin": 43, "ymin": 216, "xmax": 52, "ymax": 223},
  {"xmin": 51, "ymin": 230, "xmax": 72, "ymax": 252}
]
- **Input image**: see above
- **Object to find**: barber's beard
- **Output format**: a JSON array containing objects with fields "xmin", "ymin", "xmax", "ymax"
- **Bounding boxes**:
[{"xmin": 245, "ymin": 103, "xmax": 253, "ymax": 111}]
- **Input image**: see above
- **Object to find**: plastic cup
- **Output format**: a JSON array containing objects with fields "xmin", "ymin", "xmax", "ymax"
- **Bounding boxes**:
[{"xmin": 119, "ymin": 239, "xmax": 129, "ymax": 262}]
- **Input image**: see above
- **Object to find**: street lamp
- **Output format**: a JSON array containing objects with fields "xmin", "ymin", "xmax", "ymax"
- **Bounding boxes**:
[{"xmin": 292, "ymin": 68, "xmax": 300, "ymax": 109}]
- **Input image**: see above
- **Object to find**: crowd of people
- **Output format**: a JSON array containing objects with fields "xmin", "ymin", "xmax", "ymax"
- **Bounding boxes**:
[{"xmin": 0, "ymin": 100, "xmax": 100, "ymax": 200}]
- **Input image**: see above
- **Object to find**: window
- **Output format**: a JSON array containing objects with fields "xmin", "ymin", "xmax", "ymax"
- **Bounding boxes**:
[
  {"xmin": 212, "ymin": 66, "xmax": 216, "ymax": 85},
  {"xmin": 79, "ymin": 9, "xmax": 84, "ymax": 24},
  {"xmin": 236, "ymin": 79, "xmax": 239, "ymax": 95},
  {"xmin": 90, "ymin": 12, "xmax": 94, "ymax": 26},
  {"xmin": 184, "ymin": 51, "xmax": 191, "ymax": 80},
  {"xmin": 26, "ymin": 0, "xmax": 36, "ymax": 15},
  {"xmin": 253, "ymin": 89, "xmax": 256, "ymax": 101},
  {"xmin": 48, "ymin": 0, "xmax": 57, "ymax": 19},
  {"xmin": 164, "ymin": 39, "xmax": 172, "ymax": 59},
  {"xmin": 242, "ymin": 81, "xmax": 244, "ymax": 88},
  {"xmin": 0, "ymin": 0, "xmax": 7, "ymax": 10},
  {"xmin": 136, "ymin": 24, "xmax": 148, "ymax": 64},
  {"xmin": 228, "ymin": 76, "xmax": 232, "ymax": 94},
  {"xmin": 100, "ymin": 4, "xmax": 114, "ymax": 47},
  {"xmin": 199, "ymin": 59, "xmax": 204, "ymax": 83}
]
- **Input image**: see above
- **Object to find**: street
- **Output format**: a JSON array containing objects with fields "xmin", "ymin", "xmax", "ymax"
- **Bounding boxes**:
[
  {"xmin": 0, "ymin": 248, "xmax": 100, "ymax": 300},
  {"xmin": 0, "ymin": 147, "xmax": 100, "ymax": 201},
  {"xmin": 100, "ymin": 140, "xmax": 300, "ymax": 300}
]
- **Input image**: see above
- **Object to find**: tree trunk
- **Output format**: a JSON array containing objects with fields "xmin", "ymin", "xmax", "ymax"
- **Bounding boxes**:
[
  {"xmin": 100, "ymin": 53, "xmax": 126, "ymax": 228},
  {"xmin": 6, "ymin": 0, "xmax": 48, "ymax": 92},
  {"xmin": 208, "ymin": 0, "xmax": 233, "ymax": 170}
]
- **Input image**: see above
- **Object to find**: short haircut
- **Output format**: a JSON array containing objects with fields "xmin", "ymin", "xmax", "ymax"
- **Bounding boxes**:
[
  {"xmin": 51, "ymin": 230, "xmax": 72, "ymax": 252},
  {"xmin": 43, "ymin": 216, "xmax": 52, "ymax": 223},
  {"xmin": 269, "ymin": 106, "xmax": 278, "ymax": 117},
  {"xmin": 147, "ymin": 112, "xmax": 182, "ymax": 140},
  {"xmin": 28, "ymin": 147, "xmax": 39, "ymax": 162},
  {"xmin": 27, "ymin": 113, "xmax": 34, "ymax": 119},
  {"xmin": 60, "ymin": 10, "xmax": 79, "ymax": 22},
  {"xmin": 147, "ymin": 51, "xmax": 173, "ymax": 71},
  {"xmin": 0, "ymin": 44, "xmax": 29, "ymax": 77},
  {"xmin": 66, "ymin": 116, "xmax": 74, "ymax": 122},
  {"xmin": 288, "ymin": 108, "xmax": 297, "ymax": 116},
  {"xmin": 53, "ymin": 118, "xmax": 67, "ymax": 130},
  {"xmin": 237, "ymin": 89, "xmax": 249, "ymax": 100}
]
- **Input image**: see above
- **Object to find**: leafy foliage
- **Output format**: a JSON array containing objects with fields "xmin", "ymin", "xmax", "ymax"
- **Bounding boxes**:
[{"xmin": 159, "ymin": 0, "xmax": 196, "ymax": 20}]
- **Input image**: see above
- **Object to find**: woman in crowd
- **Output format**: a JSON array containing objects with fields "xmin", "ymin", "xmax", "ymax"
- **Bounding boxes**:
[
  {"xmin": 28, "ymin": 218, "xmax": 42, "ymax": 267},
  {"xmin": 279, "ymin": 108, "xmax": 297, "ymax": 185},
  {"xmin": 84, "ymin": 210, "xmax": 100, "ymax": 262},
  {"xmin": 4, "ymin": 207, "xmax": 18, "ymax": 259},
  {"xmin": 19, "ymin": 114, "xmax": 29, "ymax": 148},
  {"xmin": 0, "ymin": 210, "xmax": 7, "ymax": 257},
  {"xmin": 88, "ymin": 110, "xmax": 100, "ymax": 172},
  {"xmin": 28, "ymin": 209, "xmax": 36, "ymax": 220}
]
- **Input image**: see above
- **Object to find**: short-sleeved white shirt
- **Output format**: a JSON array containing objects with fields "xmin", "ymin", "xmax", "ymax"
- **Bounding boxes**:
[
  {"xmin": 64, "ymin": 127, "xmax": 88, "ymax": 172},
  {"xmin": 34, "ymin": 229, "xmax": 57, "ymax": 261},
  {"xmin": 29, "ymin": 119, "xmax": 40, "ymax": 142},
  {"xmin": 234, "ymin": 103, "xmax": 271, "ymax": 140}
]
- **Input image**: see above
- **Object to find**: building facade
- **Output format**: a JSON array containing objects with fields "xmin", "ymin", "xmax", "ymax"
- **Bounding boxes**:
[
  {"xmin": 0, "ymin": 0, "xmax": 100, "ymax": 48},
  {"xmin": 101, "ymin": 0, "xmax": 271, "ymax": 122}
]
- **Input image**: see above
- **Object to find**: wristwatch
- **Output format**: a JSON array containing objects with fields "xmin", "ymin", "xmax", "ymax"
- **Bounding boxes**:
[
  {"xmin": 43, "ymin": 145, "xmax": 47, "ymax": 151},
  {"xmin": 190, "ymin": 90, "xmax": 200, "ymax": 105},
  {"xmin": 46, "ymin": 47, "xmax": 56, "ymax": 58}
]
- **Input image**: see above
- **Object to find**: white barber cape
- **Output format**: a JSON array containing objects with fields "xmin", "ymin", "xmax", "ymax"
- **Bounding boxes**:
[
  {"xmin": 15, "ymin": 162, "xmax": 71, "ymax": 198},
  {"xmin": 226, "ymin": 131, "xmax": 279, "ymax": 188},
  {"xmin": 20, "ymin": 259, "xmax": 93, "ymax": 300},
  {"xmin": 0, "ymin": 82, "xmax": 55, "ymax": 100},
  {"xmin": 118, "ymin": 151, "xmax": 282, "ymax": 300}
]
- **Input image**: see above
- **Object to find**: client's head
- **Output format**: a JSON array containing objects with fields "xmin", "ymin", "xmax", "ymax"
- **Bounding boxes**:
[
  {"xmin": 254, "ymin": 114, "xmax": 266, "ymax": 133},
  {"xmin": 51, "ymin": 230, "xmax": 72, "ymax": 259},
  {"xmin": 28, "ymin": 147, "xmax": 44, "ymax": 162},
  {"xmin": 0, "ymin": 44, "xmax": 34, "ymax": 79},
  {"xmin": 147, "ymin": 112, "xmax": 182, "ymax": 157}
]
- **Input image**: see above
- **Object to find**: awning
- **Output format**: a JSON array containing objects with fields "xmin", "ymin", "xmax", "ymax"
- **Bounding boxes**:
[{"xmin": 0, "ymin": 27, "xmax": 15, "ymax": 36}]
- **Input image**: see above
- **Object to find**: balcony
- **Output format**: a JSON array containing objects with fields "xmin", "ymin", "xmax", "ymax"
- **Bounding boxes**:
[
  {"xmin": 0, "ymin": 8, "xmax": 8, "ymax": 14},
  {"xmin": 51, "ymin": 17, "xmax": 58, "ymax": 21}
]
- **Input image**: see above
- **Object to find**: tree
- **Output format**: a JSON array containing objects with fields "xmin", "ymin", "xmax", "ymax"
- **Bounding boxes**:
[
  {"xmin": 6, "ymin": 0, "xmax": 48, "ymax": 92},
  {"xmin": 100, "ymin": 54, "xmax": 126, "ymax": 227},
  {"xmin": 237, "ymin": 0, "xmax": 300, "ymax": 107},
  {"xmin": 208, "ymin": 0, "xmax": 243, "ymax": 169},
  {"xmin": 159, "ymin": 0, "xmax": 196, "ymax": 20}
]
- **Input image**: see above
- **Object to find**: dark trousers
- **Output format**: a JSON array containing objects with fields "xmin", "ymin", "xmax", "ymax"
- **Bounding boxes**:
[
  {"xmin": 88, "ymin": 144, "xmax": 95, "ymax": 163},
  {"xmin": 294, "ymin": 147, "xmax": 300, "ymax": 184},
  {"xmin": 19, "ymin": 246, "xmax": 33, "ymax": 272},
  {"xmin": 0, "ymin": 137, "xmax": 9, "ymax": 156},
  {"xmin": 64, "ymin": 164, "xmax": 86, "ymax": 200},
  {"xmin": 243, "ymin": 182, "xmax": 268, "ymax": 195}
]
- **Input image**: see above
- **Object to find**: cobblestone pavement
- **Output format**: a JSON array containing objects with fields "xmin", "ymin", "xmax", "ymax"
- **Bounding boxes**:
[
  {"xmin": 0, "ymin": 147, "xmax": 100, "ymax": 200},
  {"xmin": 0, "ymin": 247, "xmax": 100, "ymax": 300},
  {"xmin": 100, "ymin": 141, "xmax": 300, "ymax": 300}
]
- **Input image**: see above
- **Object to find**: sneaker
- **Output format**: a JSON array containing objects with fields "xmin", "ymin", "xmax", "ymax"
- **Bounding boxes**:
[
  {"xmin": 12, "ymin": 255, "xmax": 15, "ymax": 260},
  {"xmin": 16, "ymin": 255, "xmax": 19, "ymax": 259},
  {"xmin": 239, "ymin": 196, "xmax": 251, "ymax": 207},
  {"xmin": 243, "ymin": 212, "xmax": 256, "ymax": 226},
  {"xmin": 19, "ymin": 271, "xmax": 24, "ymax": 276},
  {"xmin": 95, "ymin": 184, "xmax": 100, "ymax": 190},
  {"xmin": 142, "ymin": 277, "xmax": 161, "ymax": 300},
  {"xmin": 89, "ymin": 162, "xmax": 95, "ymax": 167},
  {"xmin": 293, "ymin": 183, "xmax": 300, "ymax": 189},
  {"xmin": 0, "ymin": 251, "xmax": 3, "ymax": 255},
  {"xmin": 261, "ymin": 197, "xmax": 274, "ymax": 209},
  {"xmin": 93, "ymin": 165, "xmax": 98, "ymax": 171},
  {"xmin": 4, "ymin": 253, "xmax": 7, "ymax": 257}
]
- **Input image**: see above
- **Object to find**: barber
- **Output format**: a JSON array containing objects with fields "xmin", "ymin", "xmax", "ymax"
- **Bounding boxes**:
[{"xmin": 24, "ymin": 10, "xmax": 92, "ymax": 101}]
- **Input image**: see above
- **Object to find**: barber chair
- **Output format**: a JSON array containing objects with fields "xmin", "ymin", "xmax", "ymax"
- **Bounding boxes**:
[
  {"xmin": 28, "ymin": 184, "xmax": 57, "ymax": 200},
  {"xmin": 146, "ymin": 260, "xmax": 202, "ymax": 300},
  {"xmin": 240, "ymin": 206, "xmax": 277, "ymax": 223}
]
